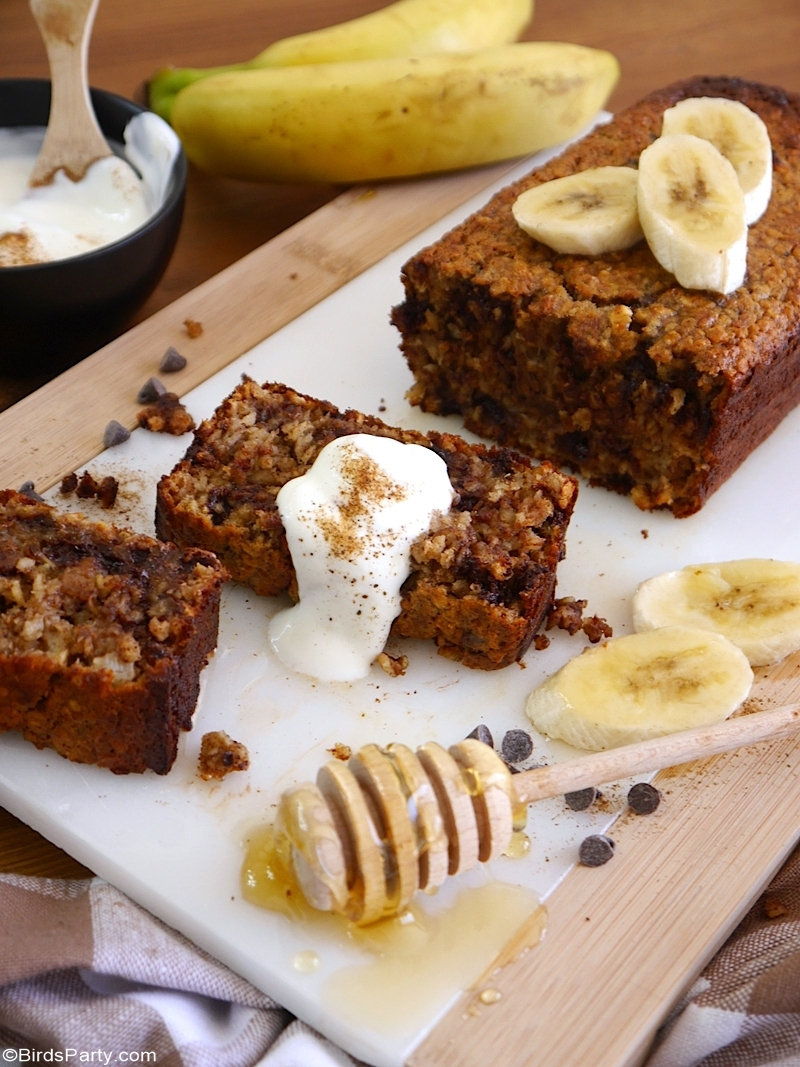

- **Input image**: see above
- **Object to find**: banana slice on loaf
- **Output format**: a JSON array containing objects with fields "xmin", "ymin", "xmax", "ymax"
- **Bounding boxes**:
[
  {"xmin": 511, "ymin": 166, "xmax": 643, "ymax": 255},
  {"xmin": 525, "ymin": 626, "xmax": 753, "ymax": 751},
  {"xmin": 633, "ymin": 559, "xmax": 800, "ymax": 667},
  {"xmin": 660, "ymin": 96, "xmax": 773, "ymax": 224},
  {"xmin": 637, "ymin": 132, "xmax": 747, "ymax": 294}
]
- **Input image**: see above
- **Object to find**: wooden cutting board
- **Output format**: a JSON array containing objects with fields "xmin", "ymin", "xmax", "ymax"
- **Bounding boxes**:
[{"xmin": 1, "ymin": 155, "xmax": 799, "ymax": 1067}]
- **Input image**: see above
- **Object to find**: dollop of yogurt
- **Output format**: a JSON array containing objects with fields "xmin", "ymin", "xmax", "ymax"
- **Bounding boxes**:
[
  {"xmin": 0, "ymin": 113, "xmax": 179, "ymax": 266},
  {"xmin": 269, "ymin": 433, "xmax": 455, "ymax": 682}
]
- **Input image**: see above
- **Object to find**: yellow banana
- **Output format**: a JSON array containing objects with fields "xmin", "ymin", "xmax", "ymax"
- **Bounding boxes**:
[
  {"xmin": 170, "ymin": 42, "xmax": 620, "ymax": 184},
  {"xmin": 148, "ymin": 0, "xmax": 534, "ymax": 123}
]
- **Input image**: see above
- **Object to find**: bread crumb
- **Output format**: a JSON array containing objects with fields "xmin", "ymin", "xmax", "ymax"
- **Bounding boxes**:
[
  {"xmin": 546, "ymin": 596, "xmax": 613, "ymax": 643},
  {"xmin": 763, "ymin": 895, "xmax": 788, "ymax": 919},
  {"xmin": 327, "ymin": 742, "xmax": 352, "ymax": 761},
  {"xmin": 198, "ymin": 730, "xmax": 249, "ymax": 780},
  {"xmin": 136, "ymin": 393, "xmax": 196, "ymax": 436},
  {"xmin": 60, "ymin": 470, "xmax": 119, "ymax": 509},
  {"xmin": 376, "ymin": 650, "xmax": 409, "ymax": 677}
]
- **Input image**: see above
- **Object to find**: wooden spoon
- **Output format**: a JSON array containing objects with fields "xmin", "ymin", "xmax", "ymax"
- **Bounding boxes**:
[{"xmin": 28, "ymin": 0, "xmax": 111, "ymax": 186}]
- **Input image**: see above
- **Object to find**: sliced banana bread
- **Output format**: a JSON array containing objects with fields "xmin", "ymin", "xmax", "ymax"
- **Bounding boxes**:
[
  {"xmin": 155, "ymin": 380, "xmax": 578, "ymax": 670},
  {"xmin": 0, "ymin": 490, "xmax": 227, "ymax": 774}
]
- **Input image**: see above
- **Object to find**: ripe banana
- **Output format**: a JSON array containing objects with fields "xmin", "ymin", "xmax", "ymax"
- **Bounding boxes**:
[
  {"xmin": 148, "ymin": 0, "xmax": 535, "ymax": 123},
  {"xmin": 512, "ymin": 166, "xmax": 643, "ymax": 255},
  {"xmin": 637, "ymin": 132, "xmax": 747, "ymax": 294},
  {"xmin": 661, "ymin": 96, "xmax": 772, "ymax": 225},
  {"xmin": 525, "ymin": 626, "xmax": 753, "ymax": 751},
  {"xmin": 169, "ymin": 43, "xmax": 620, "ymax": 184},
  {"xmin": 633, "ymin": 559, "xmax": 800, "ymax": 667}
]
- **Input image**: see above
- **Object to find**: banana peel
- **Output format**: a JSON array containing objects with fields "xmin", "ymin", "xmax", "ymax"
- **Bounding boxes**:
[
  {"xmin": 169, "ymin": 42, "xmax": 620, "ymax": 184},
  {"xmin": 148, "ymin": 0, "xmax": 534, "ymax": 123}
]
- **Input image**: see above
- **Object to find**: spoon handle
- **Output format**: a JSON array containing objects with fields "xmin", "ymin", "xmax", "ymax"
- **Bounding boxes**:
[
  {"xmin": 28, "ymin": 0, "xmax": 111, "ymax": 186},
  {"xmin": 513, "ymin": 703, "xmax": 800, "ymax": 805}
]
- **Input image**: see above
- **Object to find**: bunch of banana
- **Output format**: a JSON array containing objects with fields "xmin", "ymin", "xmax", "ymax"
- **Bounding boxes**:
[
  {"xmin": 167, "ymin": 42, "xmax": 619, "ymax": 184},
  {"xmin": 512, "ymin": 95, "xmax": 773, "ymax": 293},
  {"xmin": 148, "ymin": 0, "xmax": 535, "ymax": 123}
]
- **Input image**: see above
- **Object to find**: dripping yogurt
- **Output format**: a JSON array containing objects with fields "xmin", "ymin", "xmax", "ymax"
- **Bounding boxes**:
[{"xmin": 269, "ymin": 433, "xmax": 455, "ymax": 682}]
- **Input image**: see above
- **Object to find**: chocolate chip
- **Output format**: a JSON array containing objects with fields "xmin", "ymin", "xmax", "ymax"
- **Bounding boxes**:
[
  {"xmin": 501, "ymin": 728, "xmax": 533, "ymax": 763},
  {"xmin": 467, "ymin": 723, "xmax": 494, "ymax": 747},
  {"xmin": 579, "ymin": 834, "xmax": 615, "ymax": 867},
  {"xmin": 627, "ymin": 781, "xmax": 661, "ymax": 815},
  {"xmin": 565, "ymin": 786, "xmax": 598, "ymax": 811},
  {"xmin": 158, "ymin": 346, "xmax": 187, "ymax": 373},
  {"xmin": 103, "ymin": 419, "xmax": 131, "ymax": 448},
  {"xmin": 18, "ymin": 481, "xmax": 44, "ymax": 501},
  {"xmin": 136, "ymin": 376, "xmax": 167, "ymax": 404}
]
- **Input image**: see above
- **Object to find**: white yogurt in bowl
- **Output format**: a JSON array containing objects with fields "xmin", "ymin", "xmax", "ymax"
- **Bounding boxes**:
[{"xmin": 0, "ymin": 112, "xmax": 181, "ymax": 266}]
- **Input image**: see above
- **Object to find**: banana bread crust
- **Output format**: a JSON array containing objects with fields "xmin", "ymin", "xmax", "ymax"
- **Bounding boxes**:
[
  {"xmin": 0, "ymin": 490, "xmax": 227, "ymax": 774},
  {"xmin": 155, "ymin": 380, "xmax": 578, "ymax": 670},
  {"xmin": 391, "ymin": 76, "xmax": 800, "ymax": 517}
]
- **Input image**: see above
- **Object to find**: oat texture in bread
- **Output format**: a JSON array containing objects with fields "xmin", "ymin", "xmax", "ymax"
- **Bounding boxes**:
[
  {"xmin": 155, "ymin": 380, "xmax": 578, "ymax": 670},
  {"xmin": 391, "ymin": 76, "xmax": 800, "ymax": 517},
  {"xmin": 0, "ymin": 490, "xmax": 227, "ymax": 774}
]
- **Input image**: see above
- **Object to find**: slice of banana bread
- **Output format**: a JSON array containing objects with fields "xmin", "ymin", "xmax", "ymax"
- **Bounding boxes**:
[
  {"xmin": 391, "ymin": 75, "xmax": 800, "ymax": 517},
  {"xmin": 155, "ymin": 380, "xmax": 578, "ymax": 670},
  {"xmin": 0, "ymin": 490, "xmax": 227, "ymax": 774}
]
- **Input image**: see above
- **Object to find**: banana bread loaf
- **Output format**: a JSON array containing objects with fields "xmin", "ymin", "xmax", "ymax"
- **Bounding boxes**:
[
  {"xmin": 391, "ymin": 76, "xmax": 800, "ymax": 517},
  {"xmin": 155, "ymin": 380, "xmax": 578, "ymax": 670},
  {"xmin": 0, "ymin": 490, "xmax": 227, "ymax": 774}
]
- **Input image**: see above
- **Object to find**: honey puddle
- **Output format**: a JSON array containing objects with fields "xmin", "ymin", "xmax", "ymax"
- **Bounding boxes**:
[
  {"xmin": 243, "ymin": 826, "xmax": 546, "ymax": 1039},
  {"xmin": 323, "ymin": 880, "xmax": 546, "ymax": 1037}
]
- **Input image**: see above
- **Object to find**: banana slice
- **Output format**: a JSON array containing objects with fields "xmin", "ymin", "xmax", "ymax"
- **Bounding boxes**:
[
  {"xmin": 525, "ymin": 626, "xmax": 753, "ymax": 751},
  {"xmin": 637, "ymin": 132, "xmax": 748, "ymax": 293},
  {"xmin": 633, "ymin": 559, "xmax": 800, "ymax": 667},
  {"xmin": 661, "ymin": 97, "xmax": 772, "ymax": 224},
  {"xmin": 512, "ymin": 166, "xmax": 643, "ymax": 255}
]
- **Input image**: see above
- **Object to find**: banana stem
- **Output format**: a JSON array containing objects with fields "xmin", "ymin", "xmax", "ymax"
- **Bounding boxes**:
[{"xmin": 147, "ymin": 62, "xmax": 248, "ymax": 122}]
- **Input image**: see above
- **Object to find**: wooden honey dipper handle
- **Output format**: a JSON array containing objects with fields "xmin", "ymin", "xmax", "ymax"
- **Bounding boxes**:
[{"xmin": 512, "ymin": 704, "xmax": 800, "ymax": 805}]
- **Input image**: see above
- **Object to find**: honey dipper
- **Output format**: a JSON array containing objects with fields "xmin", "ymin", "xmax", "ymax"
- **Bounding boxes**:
[{"xmin": 274, "ymin": 704, "xmax": 800, "ymax": 925}]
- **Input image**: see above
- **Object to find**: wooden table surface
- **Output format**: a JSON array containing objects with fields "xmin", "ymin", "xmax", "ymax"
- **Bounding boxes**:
[{"xmin": 1, "ymin": 0, "xmax": 799, "ymax": 936}]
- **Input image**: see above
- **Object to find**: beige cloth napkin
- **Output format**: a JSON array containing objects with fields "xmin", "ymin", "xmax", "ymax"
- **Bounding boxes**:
[
  {"xmin": 0, "ymin": 873, "xmax": 361, "ymax": 1066},
  {"xmin": 2, "ymin": 844, "xmax": 800, "ymax": 1067}
]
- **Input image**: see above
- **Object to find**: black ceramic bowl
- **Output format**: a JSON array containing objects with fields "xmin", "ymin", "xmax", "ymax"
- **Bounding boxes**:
[{"xmin": 0, "ymin": 78, "xmax": 187, "ymax": 374}]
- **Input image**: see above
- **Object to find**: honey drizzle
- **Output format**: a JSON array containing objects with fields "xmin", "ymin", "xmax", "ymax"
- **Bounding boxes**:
[{"xmin": 242, "ymin": 827, "xmax": 546, "ymax": 1039}]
